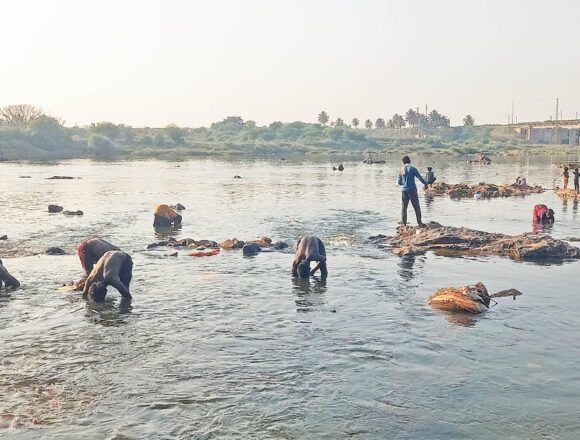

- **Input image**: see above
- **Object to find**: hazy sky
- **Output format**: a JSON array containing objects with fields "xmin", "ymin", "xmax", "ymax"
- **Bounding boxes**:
[{"xmin": 2, "ymin": 0, "xmax": 579, "ymax": 127}]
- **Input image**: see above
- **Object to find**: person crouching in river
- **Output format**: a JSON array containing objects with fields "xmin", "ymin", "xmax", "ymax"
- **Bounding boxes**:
[
  {"xmin": 153, "ymin": 204, "xmax": 182, "ymax": 228},
  {"xmin": 83, "ymin": 250, "xmax": 133, "ymax": 302},
  {"xmin": 533, "ymin": 204, "xmax": 555, "ymax": 224},
  {"xmin": 0, "ymin": 259, "xmax": 20, "ymax": 289},
  {"xmin": 292, "ymin": 236, "xmax": 328, "ymax": 279}
]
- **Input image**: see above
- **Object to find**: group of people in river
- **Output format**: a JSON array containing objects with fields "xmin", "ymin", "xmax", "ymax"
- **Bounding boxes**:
[
  {"xmin": 398, "ymin": 156, "xmax": 556, "ymax": 227},
  {"xmin": 561, "ymin": 166, "xmax": 580, "ymax": 193},
  {"xmin": 0, "ymin": 156, "xmax": 562, "ymax": 301}
]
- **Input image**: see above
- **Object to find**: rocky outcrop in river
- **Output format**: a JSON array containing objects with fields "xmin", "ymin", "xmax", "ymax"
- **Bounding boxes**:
[
  {"xmin": 554, "ymin": 188, "xmax": 578, "ymax": 199},
  {"xmin": 370, "ymin": 222, "xmax": 580, "ymax": 261},
  {"xmin": 427, "ymin": 182, "xmax": 544, "ymax": 199}
]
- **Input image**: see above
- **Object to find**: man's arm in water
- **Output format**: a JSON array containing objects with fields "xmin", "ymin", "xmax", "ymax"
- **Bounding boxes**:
[{"xmin": 107, "ymin": 277, "xmax": 132, "ymax": 300}]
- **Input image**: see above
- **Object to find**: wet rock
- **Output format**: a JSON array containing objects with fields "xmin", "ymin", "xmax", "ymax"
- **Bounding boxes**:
[
  {"xmin": 374, "ymin": 222, "xmax": 580, "ymax": 261},
  {"xmin": 491, "ymin": 288, "xmax": 523, "ymax": 299},
  {"xmin": 427, "ymin": 182, "xmax": 543, "ymax": 199},
  {"xmin": 63, "ymin": 210, "xmax": 84, "ymax": 216},
  {"xmin": 272, "ymin": 241, "xmax": 289, "ymax": 250},
  {"xmin": 147, "ymin": 241, "xmax": 168, "ymax": 249},
  {"xmin": 164, "ymin": 251, "xmax": 179, "ymax": 257},
  {"xmin": 46, "ymin": 247, "xmax": 65, "ymax": 255},
  {"xmin": 170, "ymin": 203, "xmax": 186, "ymax": 210},
  {"xmin": 247, "ymin": 237, "xmax": 272, "ymax": 247},
  {"xmin": 242, "ymin": 243, "xmax": 262, "ymax": 256},
  {"xmin": 221, "ymin": 238, "xmax": 245, "ymax": 249},
  {"xmin": 48, "ymin": 204, "xmax": 63, "ymax": 213},
  {"xmin": 555, "ymin": 188, "xmax": 579, "ymax": 200},
  {"xmin": 468, "ymin": 153, "xmax": 492, "ymax": 165},
  {"xmin": 338, "ymin": 164, "xmax": 344, "ymax": 171},
  {"xmin": 47, "ymin": 176, "xmax": 75, "ymax": 179},
  {"xmin": 233, "ymin": 175, "xmax": 242, "ymax": 179},
  {"xmin": 0, "ymin": 235, "xmax": 7, "ymax": 240},
  {"xmin": 191, "ymin": 240, "xmax": 220, "ymax": 248},
  {"xmin": 428, "ymin": 282, "xmax": 491, "ymax": 314},
  {"xmin": 19, "ymin": 175, "xmax": 31, "ymax": 178}
]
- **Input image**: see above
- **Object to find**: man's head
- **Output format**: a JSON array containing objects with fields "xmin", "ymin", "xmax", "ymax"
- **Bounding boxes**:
[
  {"xmin": 402, "ymin": 156, "xmax": 411, "ymax": 165},
  {"xmin": 297, "ymin": 260, "xmax": 310, "ymax": 279},
  {"xmin": 427, "ymin": 167, "xmax": 432, "ymax": 171},
  {"xmin": 546, "ymin": 209, "xmax": 555, "ymax": 222},
  {"xmin": 88, "ymin": 282, "xmax": 107, "ymax": 302}
]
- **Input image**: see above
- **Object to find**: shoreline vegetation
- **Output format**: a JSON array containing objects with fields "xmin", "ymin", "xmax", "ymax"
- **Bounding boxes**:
[{"xmin": 0, "ymin": 104, "xmax": 578, "ymax": 162}]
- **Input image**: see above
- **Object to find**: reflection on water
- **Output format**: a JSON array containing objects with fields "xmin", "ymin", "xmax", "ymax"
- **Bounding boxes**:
[{"xmin": 1, "ymin": 157, "xmax": 580, "ymax": 438}]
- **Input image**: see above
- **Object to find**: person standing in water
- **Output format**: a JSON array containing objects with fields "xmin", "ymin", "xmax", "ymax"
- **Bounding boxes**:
[
  {"xmin": 573, "ymin": 167, "xmax": 580, "ymax": 193},
  {"xmin": 398, "ymin": 156, "xmax": 427, "ymax": 226},
  {"xmin": 562, "ymin": 166, "xmax": 570, "ymax": 189}
]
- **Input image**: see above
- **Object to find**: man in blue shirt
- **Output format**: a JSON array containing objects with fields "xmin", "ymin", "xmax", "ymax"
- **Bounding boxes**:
[{"xmin": 398, "ymin": 156, "xmax": 426, "ymax": 226}]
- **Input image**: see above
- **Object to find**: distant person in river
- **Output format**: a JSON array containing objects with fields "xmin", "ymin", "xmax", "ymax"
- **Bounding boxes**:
[
  {"xmin": 0, "ymin": 259, "xmax": 20, "ymax": 289},
  {"xmin": 515, "ymin": 176, "xmax": 527, "ymax": 186},
  {"xmin": 398, "ymin": 156, "xmax": 427, "ymax": 227},
  {"xmin": 573, "ymin": 167, "xmax": 580, "ymax": 193},
  {"xmin": 425, "ymin": 167, "xmax": 436, "ymax": 188},
  {"xmin": 83, "ymin": 250, "xmax": 133, "ymax": 302},
  {"xmin": 562, "ymin": 166, "xmax": 569, "ymax": 189},
  {"xmin": 78, "ymin": 238, "xmax": 120, "ymax": 275},
  {"xmin": 153, "ymin": 204, "xmax": 182, "ymax": 228},
  {"xmin": 292, "ymin": 236, "xmax": 327, "ymax": 279},
  {"xmin": 533, "ymin": 204, "xmax": 555, "ymax": 224}
]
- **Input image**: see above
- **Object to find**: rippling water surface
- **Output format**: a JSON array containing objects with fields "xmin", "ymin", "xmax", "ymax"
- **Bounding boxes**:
[{"xmin": 1, "ymin": 156, "xmax": 580, "ymax": 439}]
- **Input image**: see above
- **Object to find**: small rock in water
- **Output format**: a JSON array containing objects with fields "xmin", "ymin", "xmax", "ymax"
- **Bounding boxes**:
[
  {"xmin": 19, "ymin": 175, "xmax": 31, "ymax": 178},
  {"xmin": 63, "ymin": 210, "xmax": 84, "ymax": 216},
  {"xmin": 47, "ymin": 176, "xmax": 75, "ymax": 180},
  {"xmin": 221, "ymin": 238, "xmax": 245, "ymax": 249},
  {"xmin": 48, "ymin": 204, "xmax": 63, "ymax": 213},
  {"xmin": 272, "ymin": 241, "xmax": 289, "ymax": 250},
  {"xmin": 164, "ymin": 251, "xmax": 178, "ymax": 257},
  {"xmin": 46, "ymin": 247, "xmax": 65, "ymax": 255},
  {"xmin": 0, "ymin": 235, "xmax": 7, "ymax": 240},
  {"xmin": 233, "ymin": 175, "xmax": 242, "ymax": 179}
]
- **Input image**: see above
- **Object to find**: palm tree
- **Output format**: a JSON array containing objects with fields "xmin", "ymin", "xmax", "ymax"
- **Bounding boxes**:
[
  {"xmin": 375, "ymin": 118, "xmax": 386, "ymax": 129},
  {"xmin": 365, "ymin": 119, "xmax": 373, "ymax": 130},
  {"xmin": 405, "ymin": 109, "xmax": 418, "ymax": 128},
  {"xmin": 334, "ymin": 117, "xmax": 345, "ymax": 127},
  {"xmin": 392, "ymin": 114, "xmax": 406, "ymax": 133},
  {"xmin": 463, "ymin": 115, "xmax": 475, "ymax": 126},
  {"xmin": 318, "ymin": 111, "xmax": 329, "ymax": 126},
  {"xmin": 352, "ymin": 118, "xmax": 359, "ymax": 129}
]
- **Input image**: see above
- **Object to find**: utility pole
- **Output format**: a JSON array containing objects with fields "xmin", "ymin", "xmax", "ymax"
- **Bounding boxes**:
[
  {"xmin": 555, "ymin": 98, "xmax": 559, "ymax": 122},
  {"xmin": 511, "ymin": 101, "xmax": 515, "ymax": 126}
]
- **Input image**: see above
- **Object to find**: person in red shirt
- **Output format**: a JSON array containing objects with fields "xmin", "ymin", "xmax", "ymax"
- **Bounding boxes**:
[{"xmin": 533, "ymin": 204, "xmax": 555, "ymax": 224}]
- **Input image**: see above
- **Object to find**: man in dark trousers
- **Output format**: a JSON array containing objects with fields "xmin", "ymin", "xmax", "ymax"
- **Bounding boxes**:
[
  {"xmin": 83, "ymin": 250, "xmax": 133, "ymax": 302},
  {"xmin": 398, "ymin": 156, "xmax": 427, "ymax": 226}
]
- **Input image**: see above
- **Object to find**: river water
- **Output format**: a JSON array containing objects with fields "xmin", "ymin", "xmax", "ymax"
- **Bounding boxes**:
[{"xmin": 1, "ymin": 156, "xmax": 579, "ymax": 439}]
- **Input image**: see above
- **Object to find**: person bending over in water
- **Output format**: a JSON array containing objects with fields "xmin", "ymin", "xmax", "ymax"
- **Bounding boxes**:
[
  {"xmin": 153, "ymin": 204, "xmax": 182, "ymax": 228},
  {"xmin": 515, "ymin": 176, "xmax": 527, "ymax": 186},
  {"xmin": 78, "ymin": 238, "xmax": 120, "ymax": 275},
  {"xmin": 83, "ymin": 251, "xmax": 133, "ymax": 302},
  {"xmin": 0, "ymin": 259, "xmax": 20, "ymax": 289},
  {"xmin": 292, "ymin": 236, "xmax": 328, "ymax": 279},
  {"xmin": 533, "ymin": 204, "xmax": 555, "ymax": 224}
]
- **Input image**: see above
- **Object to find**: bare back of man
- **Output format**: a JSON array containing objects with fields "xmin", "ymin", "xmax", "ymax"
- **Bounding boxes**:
[
  {"xmin": 0, "ymin": 259, "xmax": 20, "ymax": 289},
  {"xmin": 292, "ymin": 236, "xmax": 328, "ymax": 278},
  {"xmin": 83, "ymin": 251, "xmax": 133, "ymax": 301}
]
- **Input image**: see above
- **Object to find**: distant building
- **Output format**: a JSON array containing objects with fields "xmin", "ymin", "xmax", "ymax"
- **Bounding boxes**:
[{"xmin": 518, "ymin": 125, "xmax": 580, "ymax": 145}]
